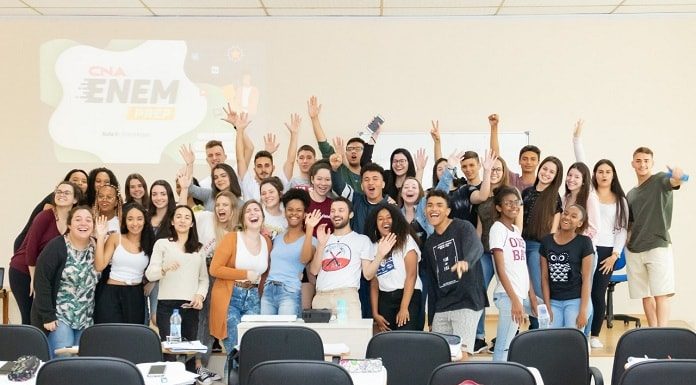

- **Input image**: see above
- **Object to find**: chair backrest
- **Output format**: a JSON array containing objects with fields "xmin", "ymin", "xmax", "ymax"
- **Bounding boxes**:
[
  {"xmin": 78, "ymin": 323, "xmax": 162, "ymax": 364},
  {"xmin": 0, "ymin": 324, "xmax": 50, "ymax": 361},
  {"xmin": 507, "ymin": 328, "xmax": 590, "ymax": 385},
  {"xmin": 366, "ymin": 331, "xmax": 451, "ymax": 385},
  {"xmin": 239, "ymin": 325, "xmax": 325, "ymax": 385},
  {"xmin": 36, "ymin": 357, "xmax": 145, "ymax": 385},
  {"xmin": 611, "ymin": 328, "xmax": 696, "ymax": 385},
  {"xmin": 619, "ymin": 359, "xmax": 696, "ymax": 385},
  {"xmin": 429, "ymin": 362, "xmax": 537, "ymax": 385},
  {"xmin": 247, "ymin": 360, "xmax": 353, "ymax": 385}
]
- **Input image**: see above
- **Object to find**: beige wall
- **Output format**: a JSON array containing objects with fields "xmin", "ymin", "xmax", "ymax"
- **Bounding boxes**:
[{"xmin": 1, "ymin": 15, "xmax": 694, "ymax": 325}]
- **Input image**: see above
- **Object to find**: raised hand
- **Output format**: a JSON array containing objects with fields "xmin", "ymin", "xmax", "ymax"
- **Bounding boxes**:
[
  {"xmin": 573, "ymin": 119, "xmax": 584, "ymax": 138},
  {"xmin": 447, "ymin": 149, "xmax": 465, "ymax": 170},
  {"xmin": 285, "ymin": 113, "xmax": 302, "ymax": 135},
  {"xmin": 481, "ymin": 149, "xmax": 498, "ymax": 171},
  {"xmin": 329, "ymin": 153, "xmax": 342, "ymax": 171},
  {"xmin": 316, "ymin": 224, "xmax": 332, "ymax": 245},
  {"xmin": 307, "ymin": 95, "xmax": 322, "ymax": 119},
  {"xmin": 179, "ymin": 144, "xmax": 195, "ymax": 165},
  {"xmin": 263, "ymin": 133, "xmax": 280, "ymax": 154},
  {"xmin": 376, "ymin": 233, "xmax": 397, "ymax": 260},
  {"xmin": 95, "ymin": 215, "xmax": 109, "ymax": 239},
  {"xmin": 222, "ymin": 102, "xmax": 238, "ymax": 127},
  {"xmin": 304, "ymin": 209, "xmax": 323, "ymax": 230},
  {"xmin": 488, "ymin": 114, "xmax": 499, "ymax": 129},
  {"xmin": 332, "ymin": 137, "xmax": 345, "ymax": 156},
  {"xmin": 236, "ymin": 111, "xmax": 250, "ymax": 131},
  {"xmin": 430, "ymin": 120, "xmax": 441, "ymax": 142},
  {"xmin": 176, "ymin": 166, "xmax": 192, "ymax": 190},
  {"xmin": 415, "ymin": 148, "xmax": 428, "ymax": 171}
]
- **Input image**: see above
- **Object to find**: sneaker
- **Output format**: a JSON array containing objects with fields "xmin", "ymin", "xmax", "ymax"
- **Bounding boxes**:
[
  {"xmin": 473, "ymin": 338, "xmax": 488, "ymax": 354},
  {"xmin": 197, "ymin": 367, "xmax": 222, "ymax": 385},
  {"xmin": 590, "ymin": 337, "xmax": 604, "ymax": 349},
  {"xmin": 486, "ymin": 337, "xmax": 496, "ymax": 353}
]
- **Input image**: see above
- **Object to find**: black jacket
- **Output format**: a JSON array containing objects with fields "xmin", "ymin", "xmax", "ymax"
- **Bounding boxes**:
[{"xmin": 30, "ymin": 236, "xmax": 68, "ymax": 331}]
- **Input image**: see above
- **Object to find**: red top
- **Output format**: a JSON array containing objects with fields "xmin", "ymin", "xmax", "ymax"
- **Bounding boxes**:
[
  {"xmin": 9, "ymin": 210, "xmax": 60, "ymax": 274},
  {"xmin": 308, "ymin": 196, "xmax": 334, "ymax": 237}
]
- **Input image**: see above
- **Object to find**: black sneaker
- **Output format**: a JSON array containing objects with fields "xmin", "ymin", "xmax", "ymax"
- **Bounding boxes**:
[
  {"xmin": 473, "ymin": 338, "xmax": 488, "ymax": 354},
  {"xmin": 486, "ymin": 337, "xmax": 496, "ymax": 353},
  {"xmin": 196, "ymin": 367, "xmax": 221, "ymax": 385}
]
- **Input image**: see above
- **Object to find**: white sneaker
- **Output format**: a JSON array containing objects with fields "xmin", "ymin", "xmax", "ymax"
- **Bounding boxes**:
[
  {"xmin": 590, "ymin": 337, "xmax": 604, "ymax": 349},
  {"xmin": 197, "ymin": 367, "xmax": 222, "ymax": 385}
]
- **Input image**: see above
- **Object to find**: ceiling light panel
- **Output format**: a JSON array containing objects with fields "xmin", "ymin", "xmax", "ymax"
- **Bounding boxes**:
[
  {"xmin": 384, "ymin": 0, "xmax": 502, "ymax": 6},
  {"xmin": 264, "ymin": 0, "xmax": 379, "ymax": 7},
  {"xmin": 143, "ymin": 0, "xmax": 261, "ymax": 7},
  {"xmin": 151, "ymin": 7, "xmax": 266, "ymax": 15}
]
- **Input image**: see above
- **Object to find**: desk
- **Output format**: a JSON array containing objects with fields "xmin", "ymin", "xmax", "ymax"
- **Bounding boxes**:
[
  {"xmin": 238, "ymin": 319, "xmax": 373, "ymax": 359},
  {"xmin": 0, "ymin": 361, "xmax": 197, "ymax": 385},
  {"xmin": 0, "ymin": 289, "xmax": 8, "ymax": 324}
]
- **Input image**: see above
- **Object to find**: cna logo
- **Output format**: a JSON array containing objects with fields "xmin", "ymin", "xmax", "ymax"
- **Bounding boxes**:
[{"xmin": 49, "ymin": 40, "xmax": 207, "ymax": 163}]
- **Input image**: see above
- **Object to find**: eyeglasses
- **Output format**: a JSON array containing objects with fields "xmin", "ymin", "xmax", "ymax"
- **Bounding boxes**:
[
  {"xmin": 491, "ymin": 167, "xmax": 504, "ymax": 173},
  {"xmin": 392, "ymin": 159, "xmax": 408, "ymax": 165},
  {"xmin": 502, "ymin": 200, "xmax": 522, "ymax": 207},
  {"xmin": 55, "ymin": 189, "xmax": 73, "ymax": 196},
  {"xmin": 98, "ymin": 195, "xmax": 116, "ymax": 201},
  {"xmin": 346, "ymin": 146, "xmax": 364, "ymax": 152}
]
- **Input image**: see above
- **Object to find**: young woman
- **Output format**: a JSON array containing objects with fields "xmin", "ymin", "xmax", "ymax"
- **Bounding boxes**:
[
  {"xmin": 489, "ymin": 186, "xmax": 536, "ymax": 361},
  {"xmin": 563, "ymin": 162, "xmax": 600, "ymax": 244},
  {"xmin": 209, "ymin": 200, "xmax": 271, "ymax": 366},
  {"xmin": 261, "ymin": 189, "xmax": 319, "ymax": 316},
  {"xmin": 188, "ymin": 163, "xmax": 242, "ymax": 211},
  {"xmin": 93, "ymin": 203, "xmax": 153, "ymax": 324},
  {"xmin": 93, "ymin": 184, "xmax": 122, "ymax": 235},
  {"xmin": 13, "ymin": 169, "xmax": 88, "ymax": 253},
  {"xmin": 540, "ymin": 204, "xmax": 594, "ymax": 329},
  {"xmin": 124, "ymin": 173, "xmax": 149, "ymax": 208},
  {"xmin": 145, "ymin": 205, "xmax": 208, "ymax": 355},
  {"xmin": 31, "ymin": 206, "xmax": 98, "ymax": 358},
  {"xmin": 384, "ymin": 148, "xmax": 421, "ymax": 202},
  {"xmin": 589, "ymin": 159, "xmax": 629, "ymax": 348},
  {"xmin": 365, "ymin": 203, "xmax": 422, "ymax": 331},
  {"xmin": 522, "ymin": 156, "xmax": 564, "ymax": 326},
  {"xmin": 86, "ymin": 167, "xmax": 119, "ymax": 207},
  {"xmin": 259, "ymin": 177, "xmax": 287, "ymax": 240},
  {"xmin": 9, "ymin": 181, "xmax": 81, "ymax": 324}
]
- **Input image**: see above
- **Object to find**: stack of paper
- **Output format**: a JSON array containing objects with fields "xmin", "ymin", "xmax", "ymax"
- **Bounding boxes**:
[
  {"xmin": 161, "ymin": 340, "xmax": 208, "ymax": 352},
  {"xmin": 137, "ymin": 362, "xmax": 198, "ymax": 385}
]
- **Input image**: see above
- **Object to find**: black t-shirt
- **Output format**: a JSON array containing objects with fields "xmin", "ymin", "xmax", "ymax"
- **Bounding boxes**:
[
  {"xmin": 448, "ymin": 182, "xmax": 481, "ymax": 228},
  {"xmin": 540, "ymin": 234, "xmax": 594, "ymax": 301},
  {"xmin": 521, "ymin": 186, "xmax": 563, "ymax": 241}
]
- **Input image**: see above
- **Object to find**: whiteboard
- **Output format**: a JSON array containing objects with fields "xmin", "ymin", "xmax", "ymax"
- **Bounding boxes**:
[{"xmin": 372, "ymin": 131, "xmax": 530, "ymax": 189}]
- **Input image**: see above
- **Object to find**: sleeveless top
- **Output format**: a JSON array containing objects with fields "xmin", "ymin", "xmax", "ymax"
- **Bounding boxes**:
[{"xmin": 110, "ymin": 235, "xmax": 149, "ymax": 284}]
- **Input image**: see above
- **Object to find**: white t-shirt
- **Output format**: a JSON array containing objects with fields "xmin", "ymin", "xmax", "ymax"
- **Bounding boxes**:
[
  {"xmin": 369, "ymin": 235, "xmax": 423, "ymax": 292},
  {"xmin": 489, "ymin": 221, "xmax": 529, "ymax": 299},
  {"xmin": 241, "ymin": 169, "xmax": 289, "ymax": 202},
  {"xmin": 195, "ymin": 211, "xmax": 217, "ymax": 261},
  {"xmin": 263, "ymin": 208, "xmax": 287, "ymax": 240},
  {"xmin": 315, "ymin": 231, "xmax": 372, "ymax": 291},
  {"xmin": 234, "ymin": 231, "xmax": 269, "ymax": 281},
  {"xmin": 107, "ymin": 216, "xmax": 120, "ymax": 235}
]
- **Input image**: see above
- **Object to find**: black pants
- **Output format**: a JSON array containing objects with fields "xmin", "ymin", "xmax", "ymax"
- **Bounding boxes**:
[
  {"xmin": 9, "ymin": 267, "xmax": 32, "ymax": 325},
  {"xmin": 157, "ymin": 300, "xmax": 200, "ymax": 371},
  {"xmin": 94, "ymin": 283, "xmax": 145, "ymax": 324},
  {"xmin": 378, "ymin": 289, "xmax": 422, "ymax": 331},
  {"xmin": 591, "ymin": 246, "xmax": 614, "ymax": 336}
]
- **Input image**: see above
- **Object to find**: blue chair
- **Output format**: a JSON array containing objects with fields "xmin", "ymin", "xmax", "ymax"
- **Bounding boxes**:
[{"xmin": 606, "ymin": 250, "xmax": 641, "ymax": 328}]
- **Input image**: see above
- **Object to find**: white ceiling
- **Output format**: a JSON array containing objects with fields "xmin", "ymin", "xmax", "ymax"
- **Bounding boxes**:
[{"xmin": 1, "ymin": 0, "xmax": 696, "ymax": 17}]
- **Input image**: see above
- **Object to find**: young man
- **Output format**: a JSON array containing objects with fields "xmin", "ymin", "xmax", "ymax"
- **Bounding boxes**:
[
  {"xmin": 287, "ymin": 144, "xmax": 317, "ymax": 191},
  {"xmin": 488, "ymin": 114, "xmax": 540, "ymax": 192},
  {"xmin": 626, "ymin": 147, "xmax": 684, "ymax": 327},
  {"xmin": 423, "ymin": 190, "xmax": 485, "ymax": 357},
  {"xmin": 309, "ymin": 197, "xmax": 374, "ymax": 319}
]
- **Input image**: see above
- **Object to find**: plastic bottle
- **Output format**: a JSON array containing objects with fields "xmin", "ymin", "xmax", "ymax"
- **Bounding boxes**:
[
  {"xmin": 537, "ymin": 304, "xmax": 551, "ymax": 329},
  {"xmin": 666, "ymin": 170, "xmax": 689, "ymax": 182},
  {"xmin": 336, "ymin": 299, "xmax": 348, "ymax": 323},
  {"xmin": 169, "ymin": 309, "xmax": 182, "ymax": 342}
]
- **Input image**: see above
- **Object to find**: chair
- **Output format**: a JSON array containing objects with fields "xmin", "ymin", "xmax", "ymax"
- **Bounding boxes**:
[
  {"xmin": 429, "ymin": 362, "xmax": 537, "ymax": 385},
  {"xmin": 366, "ymin": 331, "xmax": 451, "ymax": 385},
  {"xmin": 78, "ymin": 323, "xmax": 162, "ymax": 364},
  {"xmin": 606, "ymin": 250, "xmax": 641, "ymax": 328},
  {"xmin": 247, "ymin": 360, "xmax": 353, "ymax": 385},
  {"xmin": 0, "ymin": 324, "xmax": 50, "ymax": 361},
  {"xmin": 507, "ymin": 328, "xmax": 603, "ymax": 385},
  {"xmin": 236, "ymin": 326, "xmax": 325, "ymax": 385},
  {"xmin": 36, "ymin": 357, "xmax": 145, "ymax": 385},
  {"xmin": 618, "ymin": 359, "xmax": 696, "ymax": 385},
  {"xmin": 611, "ymin": 327, "xmax": 696, "ymax": 385}
]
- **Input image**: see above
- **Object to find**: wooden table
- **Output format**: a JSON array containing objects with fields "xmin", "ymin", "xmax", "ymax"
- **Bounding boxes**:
[{"xmin": 0, "ymin": 289, "xmax": 8, "ymax": 324}]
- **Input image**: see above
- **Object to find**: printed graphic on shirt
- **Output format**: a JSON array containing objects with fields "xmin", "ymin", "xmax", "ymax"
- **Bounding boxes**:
[
  {"xmin": 376, "ymin": 253, "xmax": 395, "ymax": 277},
  {"xmin": 322, "ymin": 242, "xmax": 351, "ymax": 271},
  {"xmin": 432, "ymin": 238, "xmax": 459, "ymax": 288},
  {"xmin": 548, "ymin": 252, "xmax": 571, "ymax": 282},
  {"xmin": 509, "ymin": 236, "xmax": 526, "ymax": 261}
]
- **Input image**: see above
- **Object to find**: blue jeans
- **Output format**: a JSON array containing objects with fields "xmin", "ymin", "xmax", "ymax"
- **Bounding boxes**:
[
  {"xmin": 550, "ymin": 298, "xmax": 585, "ymax": 328},
  {"xmin": 48, "ymin": 320, "xmax": 84, "ymax": 359},
  {"xmin": 525, "ymin": 240, "xmax": 541, "ymax": 329},
  {"xmin": 493, "ymin": 293, "xmax": 532, "ymax": 361},
  {"xmin": 583, "ymin": 250, "xmax": 597, "ymax": 337},
  {"xmin": 260, "ymin": 281, "xmax": 301, "ymax": 317},
  {"xmin": 476, "ymin": 252, "xmax": 495, "ymax": 339},
  {"xmin": 223, "ymin": 287, "xmax": 260, "ymax": 355}
]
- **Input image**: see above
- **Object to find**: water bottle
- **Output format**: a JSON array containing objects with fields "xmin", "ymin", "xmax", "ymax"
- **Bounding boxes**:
[
  {"xmin": 666, "ymin": 170, "xmax": 689, "ymax": 182},
  {"xmin": 336, "ymin": 299, "xmax": 348, "ymax": 323},
  {"xmin": 537, "ymin": 304, "xmax": 551, "ymax": 329},
  {"xmin": 169, "ymin": 309, "xmax": 182, "ymax": 342}
]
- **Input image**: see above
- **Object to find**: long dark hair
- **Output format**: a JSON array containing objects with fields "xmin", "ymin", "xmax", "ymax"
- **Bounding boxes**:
[
  {"xmin": 592, "ymin": 159, "xmax": 628, "ymax": 231},
  {"xmin": 86, "ymin": 167, "xmax": 119, "ymax": 207},
  {"xmin": 211, "ymin": 163, "xmax": 242, "ymax": 199},
  {"xmin": 124, "ymin": 173, "xmax": 149, "ymax": 208},
  {"xmin": 364, "ymin": 202, "xmax": 415, "ymax": 251},
  {"xmin": 564, "ymin": 162, "xmax": 591, "ymax": 211},
  {"xmin": 527, "ymin": 156, "xmax": 564, "ymax": 240},
  {"xmin": 432, "ymin": 158, "xmax": 448, "ymax": 188},
  {"xmin": 121, "ymin": 202, "xmax": 154, "ymax": 256},
  {"xmin": 148, "ymin": 180, "xmax": 177, "ymax": 240},
  {"xmin": 168, "ymin": 205, "xmax": 202, "ymax": 253},
  {"xmin": 389, "ymin": 148, "xmax": 416, "ymax": 178}
]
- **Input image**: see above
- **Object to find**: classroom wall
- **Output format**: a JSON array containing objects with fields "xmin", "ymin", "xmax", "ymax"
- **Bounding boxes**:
[{"xmin": 1, "ymin": 14, "xmax": 694, "ymax": 325}]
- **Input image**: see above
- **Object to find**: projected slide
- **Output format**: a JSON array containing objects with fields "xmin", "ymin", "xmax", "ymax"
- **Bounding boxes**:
[{"xmin": 40, "ymin": 39, "xmax": 266, "ymax": 164}]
